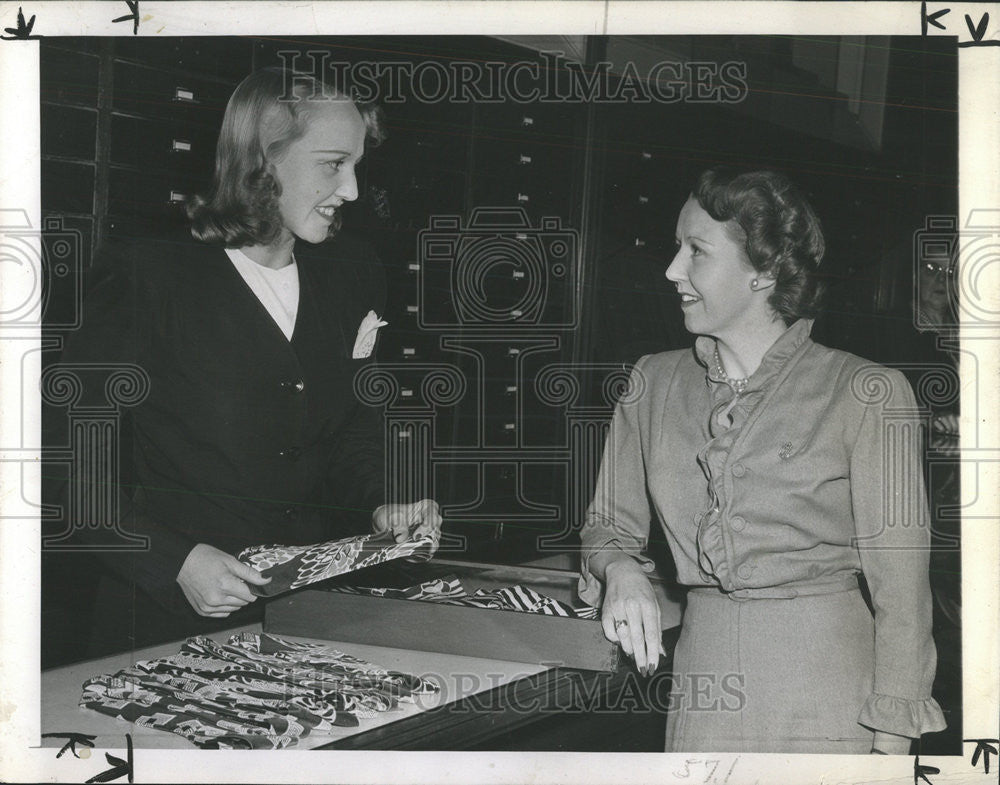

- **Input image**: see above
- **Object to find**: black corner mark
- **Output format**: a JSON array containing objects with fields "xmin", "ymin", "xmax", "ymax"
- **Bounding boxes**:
[
  {"xmin": 112, "ymin": 0, "xmax": 139, "ymax": 35},
  {"xmin": 85, "ymin": 733, "xmax": 133, "ymax": 784},
  {"xmin": 966, "ymin": 11, "xmax": 990, "ymax": 41},
  {"xmin": 965, "ymin": 738, "xmax": 1000, "ymax": 775},
  {"xmin": 957, "ymin": 11, "xmax": 1000, "ymax": 47},
  {"xmin": 921, "ymin": 1, "xmax": 998, "ymax": 47},
  {"xmin": 921, "ymin": 1, "xmax": 950, "ymax": 35},
  {"xmin": 40, "ymin": 732, "xmax": 96, "ymax": 759},
  {"xmin": 914, "ymin": 754, "xmax": 940, "ymax": 785},
  {"xmin": 1, "ymin": 6, "xmax": 41, "ymax": 39}
]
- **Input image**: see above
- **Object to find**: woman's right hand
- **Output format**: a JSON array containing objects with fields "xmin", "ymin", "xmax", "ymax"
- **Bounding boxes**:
[
  {"xmin": 601, "ymin": 557, "xmax": 664, "ymax": 675},
  {"xmin": 176, "ymin": 543, "xmax": 271, "ymax": 617}
]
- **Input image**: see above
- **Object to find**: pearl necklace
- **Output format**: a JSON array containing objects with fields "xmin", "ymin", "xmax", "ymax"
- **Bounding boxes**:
[{"xmin": 713, "ymin": 346, "xmax": 749, "ymax": 395}]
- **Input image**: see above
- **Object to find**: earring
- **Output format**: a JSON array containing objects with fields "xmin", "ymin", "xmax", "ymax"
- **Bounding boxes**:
[{"xmin": 750, "ymin": 279, "xmax": 759, "ymax": 290}]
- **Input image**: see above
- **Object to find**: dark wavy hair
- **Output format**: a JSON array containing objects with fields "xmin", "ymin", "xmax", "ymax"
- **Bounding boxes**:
[
  {"xmin": 188, "ymin": 68, "xmax": 385, "ymax": 247},
  {"xmin": 692, "ymin": 168, "xmax": 825, "ymax": 325}
]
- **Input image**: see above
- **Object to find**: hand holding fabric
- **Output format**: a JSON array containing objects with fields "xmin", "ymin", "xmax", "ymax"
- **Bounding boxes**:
[
  {"xmin": 372, "ymin": 498, "xmax": 442, "ymax": 557},
  {"xmin": 176, "ymin": 543, "xmax": 272, "ymax": 617}
]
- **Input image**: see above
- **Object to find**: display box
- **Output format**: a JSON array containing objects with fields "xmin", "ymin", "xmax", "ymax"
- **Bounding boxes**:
[{"xmin": 263, "ymin": 558, "xmax": 620, "ymax": 672}]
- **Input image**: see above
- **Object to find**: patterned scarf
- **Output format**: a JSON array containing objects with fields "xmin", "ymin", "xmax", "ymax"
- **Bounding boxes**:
[
  {"xmin": 238, "ymin": 532, "xmax": 433, "ymax": 597},
  {"xmin": 79, "ymin": 632, "xmax": 439, "ymax": 749},
  {"xmin": 330, "ymin": 575, "xmax": 600, "ymax": 619}
]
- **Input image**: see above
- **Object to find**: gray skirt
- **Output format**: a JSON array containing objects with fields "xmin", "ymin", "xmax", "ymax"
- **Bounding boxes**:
[{"xmin": 666, "ymin": 584, "xmax": 875, "ymax": 754}]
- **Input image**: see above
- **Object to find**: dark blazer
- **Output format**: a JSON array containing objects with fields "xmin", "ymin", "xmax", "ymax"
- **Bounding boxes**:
[{"xmin": 47, "ymin": 230, "xmax": 387, "ymax": 629}]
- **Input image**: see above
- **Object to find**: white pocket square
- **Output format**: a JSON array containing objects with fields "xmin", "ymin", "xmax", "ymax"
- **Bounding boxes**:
[{"xmin": 352, "ymin": 310, "xmax": 388, "ymax": 359}]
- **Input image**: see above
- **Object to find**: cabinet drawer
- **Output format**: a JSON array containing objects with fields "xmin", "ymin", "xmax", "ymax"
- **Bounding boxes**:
[
  {"xmin": 474, "ymin": 135, "xmax": 577, "ymax": 181},
  {"xmin": 477, "ymin": 102, "xmax": 582, "ymax": 142},
  {"xmin": 110, "ymin": 114, "xmax": 218, "ymax": 175},
  {"xmin": 113, "ymin": 37, "xmax": 252, "ymax": 82},
  {"xmin": 41, "ymin": 161, "xmax": 94, "ymax": 214},
  {"xmin": 471, "ymin": 176, "xmax": 574, "ymax": 222},
  {"xmin": 105, "ymin": 213, "xmax": 189, "ymax": 243},
  {"xmin": 112, "ymin": 61, "xmax": 230, "ymax": 125},
  {"xmin": 40, "ymin": 47, "xmax": 100, "ymax": 108},
  {"xmin": 107, "ymin": 167, "xmax": 206, "ymax": 221},
  {"xmin": 41, "ymin": 104, "xmax": 97, "ymax": 161}
]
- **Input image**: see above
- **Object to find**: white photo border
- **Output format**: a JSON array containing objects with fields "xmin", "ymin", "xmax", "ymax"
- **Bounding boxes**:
[{"xmin": 1, "ymin": 2, "xmax": 996, "ymax": 783}]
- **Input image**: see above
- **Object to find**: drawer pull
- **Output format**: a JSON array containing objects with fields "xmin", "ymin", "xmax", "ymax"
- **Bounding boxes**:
[
  {"xmin": 403, "ymin": 347, "xmax": 416, "ymax": 356},
  {"xmin": 407, "ymin": 262, "xmax": 421, "ymax": 272},
  {"xmin": 406, "ymin": 304, "xmax": 419, "ymax": 313},
  {"xmin": 641, "ymin": 151, "xmax": 652, "ymax": 160},
  {"xmin": 521, "ymin": 116, "xmax": 534, "ymax": 127},
  {"xmin": 634, "ymin": 237, "xmax": 646, "ymax": 248},
  {"xmin": 519, "ymin": 154, "xmax": 532, "ymax": 165},
  {"xmin": 401, "ymin": 388, "xmax": 414, "ymax": 397},
  {"xmin": 171, "ymin": 139, "xmax": 192, "ymax": 152},
  {"xmin": 516, "ymin": 193, "xmax": 529, "ymax": 203},
  {"xmin": 505, "ymin": 385, "xmax": 518, "ymax": 394},
  {"xmin": 507, "ymin": 347, "xmax": 521, "ymax": 356},
  {"xmin": 512, "ymin": 270, "xmax": 525, "ymax": 280},
  {"xmin": 638, "ymin": 195, "xmax": 649, "ymax": 205},
  {"xmin": 168, "ymin": 191, "xmax": 187, "ymax": 204},
  {"xmin": 173, "ymin": 87, "xmax": 196, "ymax": 103},
  {"xmin": 503, "ymin": 423, "xmax": 516, "ymax": 431}
]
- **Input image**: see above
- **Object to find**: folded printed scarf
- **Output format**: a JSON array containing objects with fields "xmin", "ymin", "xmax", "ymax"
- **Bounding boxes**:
[{"xmin": 238, "ymin": 532, "xmax": 434, "ymax": 597}]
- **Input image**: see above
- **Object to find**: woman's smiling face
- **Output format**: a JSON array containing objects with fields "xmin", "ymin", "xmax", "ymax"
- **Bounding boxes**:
[
  {"xmin": 666, "ymin": 196, "xmax": 761, "ymax": 340},
  {"xmin": 270, "ymin": 98, "xmax": 366, "ymax": 246}
]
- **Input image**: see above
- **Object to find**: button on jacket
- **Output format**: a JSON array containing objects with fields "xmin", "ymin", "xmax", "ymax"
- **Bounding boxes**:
[
  {"xmin": 45, "ymin": 230, "xmax": 387, "ymax": 622},
  {"xmin": 579, "ymin": 319, "xmax": 945, "ymax": 740}
]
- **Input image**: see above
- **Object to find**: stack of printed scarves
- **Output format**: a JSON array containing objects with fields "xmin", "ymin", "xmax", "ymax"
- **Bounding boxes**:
[
  {"xmin": 79, "ymin": 632, "xmax": 439, "ymax": 749},
  {"xmin": 330, "ymin": 575, "xmax": 600, "ymax": 620}
]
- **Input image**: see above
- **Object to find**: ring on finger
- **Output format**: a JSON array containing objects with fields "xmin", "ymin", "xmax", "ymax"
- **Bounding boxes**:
[{"xmin": 614, "ymin": 618, "xmax": 629, "ymax": 632}]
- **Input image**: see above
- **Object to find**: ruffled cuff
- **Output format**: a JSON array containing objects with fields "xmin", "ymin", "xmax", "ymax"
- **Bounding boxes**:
[
  {"xmin": 858, "ymin": 692, "xmax": 947, "ymax": 738},
  {"xmin": 576, "ymin": 539, "xmax": 656, "ymax": 609}
]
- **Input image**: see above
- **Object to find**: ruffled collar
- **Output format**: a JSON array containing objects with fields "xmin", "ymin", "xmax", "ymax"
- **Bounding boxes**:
[{"xmin": 695, "ymin": 319, "xmax": 815, "ymax": 395}]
